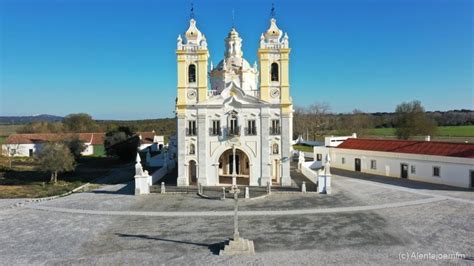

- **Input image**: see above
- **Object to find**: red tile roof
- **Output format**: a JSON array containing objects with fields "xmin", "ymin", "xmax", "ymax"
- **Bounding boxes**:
[
  {"xmin": 337, "ymin": 138, "xmax": 474, "ymax": 158},
  {"xmin": 5, "ymin": 133, "xmax": 105, "ymax": 145},
  {"xmin": 137, "ymin": 131, "xmax": 156, "ymax": 144}
]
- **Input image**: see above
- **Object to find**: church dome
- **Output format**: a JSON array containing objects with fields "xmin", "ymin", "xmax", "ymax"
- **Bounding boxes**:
[{"xmin": 210, "ymin": 27, "xmax": 258, "ymax": 94}]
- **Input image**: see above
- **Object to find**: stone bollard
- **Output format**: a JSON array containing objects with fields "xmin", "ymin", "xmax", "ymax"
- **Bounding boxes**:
[
  {"xmin": 302, "ymin": 181, "xmax": 306, "ymax": 193},
  {"xmin": 161, "ymin": 182, "xmax": 166, "ymax": 194},
  {"xmin": 197, "ymin": 183, "xmax": 201, "ymax": 194},
  {"xmin": 267, "ymin": 181, "xmax": 271, "ymax": 195},
  {"xmin": 222, "ymin": 187, "xmax": 226, "ymax": 199},
  {"xmin": 245, "ymin": 187, "xmax": 249, "ymax": 199}
]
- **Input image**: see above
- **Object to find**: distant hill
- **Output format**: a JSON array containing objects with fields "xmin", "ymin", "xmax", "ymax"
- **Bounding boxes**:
[{"xmin": 0, "ymin": 114, "xmax": 63, "ymax": 125}]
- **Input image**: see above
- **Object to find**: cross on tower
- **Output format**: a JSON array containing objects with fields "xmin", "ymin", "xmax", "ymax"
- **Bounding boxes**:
[
  {"xmin": 190, "ymin": 2, "xmax": 195, "ymax": 19},
  {"xmin": 270, "ymin": 3, "xmax": 276, "ymax": 18}
]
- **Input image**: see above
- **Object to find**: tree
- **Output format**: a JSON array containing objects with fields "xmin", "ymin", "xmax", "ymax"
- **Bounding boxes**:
[
  {"xmin": 63, "ymin": 113, "xmax": 99, "ymax": 133},
  {"xmin": 18, "ymin": 121, "xmax": 63, "ymax": 133},
  {"xmin": 394, "ymin": 100, "xmax": 437, "ymax": 139},
  {"xmin": 104, "ymin": 127, "xmax": 139, "ymax": 161},
  {"xmin": 36, "ymin": 142, "xmax": 75, "ymax": 183},
  {"xmin": 345, "ymin": 109, "xmax": 374, "ymax": 135},
  {"xmin": 63, "ymin": 136, "xmax": 86, "ymax": 159}
]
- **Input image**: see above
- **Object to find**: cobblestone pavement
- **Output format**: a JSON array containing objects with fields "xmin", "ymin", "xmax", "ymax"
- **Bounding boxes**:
[{"xmin": 0, "ymin": 169, "xmax": 472, "ymax": 264}]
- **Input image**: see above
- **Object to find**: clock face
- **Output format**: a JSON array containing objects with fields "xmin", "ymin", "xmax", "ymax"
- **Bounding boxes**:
[
  {"xmin": 270, "ymin": 88, "xmax": 280, "ymax": 98},
  {"xmin": 187, "ymin": 89, "xmax": 197, "ymax": 99}
]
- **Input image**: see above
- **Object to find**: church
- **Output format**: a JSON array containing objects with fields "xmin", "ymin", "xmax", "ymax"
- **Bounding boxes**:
[{"xmin": 175, "ymin": 14, "xmax": 293, "ymax": 187}]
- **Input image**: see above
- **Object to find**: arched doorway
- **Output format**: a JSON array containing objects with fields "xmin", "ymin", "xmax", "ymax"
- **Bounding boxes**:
[
  {"xmin": 188, "ymin": 160, "xmax": 197, "ymax": 185},
  {"xmin": 218, "ymin": 148, "xmax": 250, "ymax": 185}
]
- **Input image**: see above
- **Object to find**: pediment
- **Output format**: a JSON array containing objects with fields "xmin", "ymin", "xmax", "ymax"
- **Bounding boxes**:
[{"xmin": 198, "ymin": 81, "xmax": 268, "ymax": 106}]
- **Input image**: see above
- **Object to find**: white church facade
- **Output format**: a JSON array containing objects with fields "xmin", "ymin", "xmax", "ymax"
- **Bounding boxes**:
[{"xmin": 175, "ymin": 17, "xmax": 293, "ymax": 187}]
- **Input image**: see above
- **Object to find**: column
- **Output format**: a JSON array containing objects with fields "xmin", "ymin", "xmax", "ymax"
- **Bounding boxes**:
[
  {"xmin": 260, "ymin": 111, "xmax": 271, "ymax": 186},
  {"xmin": 177, "ymin": 114, "xmax": 187, "ymax": 186},
  {"xmin": 280, "ymin": 113, "xmax": 292, "ymax": 186},
  {"xmin": 197, "ymin": 112, "xmax": 208, "ymax": 185}
]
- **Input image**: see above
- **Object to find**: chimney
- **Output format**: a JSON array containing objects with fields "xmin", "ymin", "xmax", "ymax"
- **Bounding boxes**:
[{"xmin": 425, "ymin": 136, "xmax": 431, "ymax": 142}]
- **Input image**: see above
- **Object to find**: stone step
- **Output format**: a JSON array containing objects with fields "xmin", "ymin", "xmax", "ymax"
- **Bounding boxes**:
[{"xmin": 220, "ymin": 238, "xmax": 255, "ymax": 256}]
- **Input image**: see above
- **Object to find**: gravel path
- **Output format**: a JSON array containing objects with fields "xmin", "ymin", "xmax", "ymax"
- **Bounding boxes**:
[{"xmin": 0, "ymin": 168, "xmax": 472, "ymax": 264}]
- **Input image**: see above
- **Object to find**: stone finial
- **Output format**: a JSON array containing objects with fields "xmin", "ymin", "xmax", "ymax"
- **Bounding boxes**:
[
  {"xmin": 282, "ymin": 32, "xmax": 289, "ymax": 47},
  {"xmin": 135, "ymin": 155, "xmax": 144, "ymax": 177},
  {"xmin": 259, "ymin": 33, "xmax": 265, "ymax": 47},
  {"xmin": 325, "ymin": 153, "xmax": 331, "ymax": 176},
  {"xmin": 177, "ymin": 34, "xmax": 183, "ymax": 50},
  {"xmin": 136, "ymin": 152, "xmax": 141, "ymax": 163}
]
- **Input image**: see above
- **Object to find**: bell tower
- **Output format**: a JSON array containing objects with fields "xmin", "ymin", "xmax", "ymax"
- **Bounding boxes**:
[
  {"xmin": 258, "ymin": 11, "xmax": 293, "ymax": 187},
  {"xmin": 176, "ymin": 17, "xmax": 209, "ymax": 114},
  {"xmin": 258, "ymin": 17, "xmax": 291, "ymax": 112}
]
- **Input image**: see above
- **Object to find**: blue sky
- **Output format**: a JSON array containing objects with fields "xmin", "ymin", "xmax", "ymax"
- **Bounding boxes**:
[{"xmin": 0, "ymin": 0, "xmax": 472, "ymax": 120}]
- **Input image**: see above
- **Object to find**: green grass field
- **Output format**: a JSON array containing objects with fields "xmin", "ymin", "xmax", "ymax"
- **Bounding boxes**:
[
  {"xmin": 292, "ymin": 144, "xmax": 314, "ymax": 152},
  {"xmin": 92, "ymin": 145, "xmax": 106, "ymax": 157},
  {"xmin": 0, "ymin": 136, "xmax": 6, "ymax": 145},
  {"xmin": 366, "ymin": 125, "xmax": 474, "ymax": 137}
]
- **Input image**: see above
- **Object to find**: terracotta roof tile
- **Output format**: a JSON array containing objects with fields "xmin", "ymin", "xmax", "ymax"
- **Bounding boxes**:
[
  {"xmin": 337, "ymin": 138, "xmax": 474, "ymax": 158},
  {"xmin": 5, "ymin": 133, "xmax": 105, "ymax": 145}
]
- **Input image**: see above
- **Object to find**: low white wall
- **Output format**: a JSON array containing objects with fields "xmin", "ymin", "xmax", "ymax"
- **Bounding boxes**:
[
  {"xmin": 329, "ymin": 148, "xmax": 473, "ymax": 188},
  {"xmin": 301, "ymin": 161, "xmax": 319, "ymax": 184}
]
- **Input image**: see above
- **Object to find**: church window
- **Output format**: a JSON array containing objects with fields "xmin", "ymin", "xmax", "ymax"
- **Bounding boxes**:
[
  {"xmin": 187, "ymin": 120, "xmax": 197, "ymax": 136},
  {"xmin": 272, "ymin": 143, "xmax": 279, "ymax": 154},
  {"xmin": 271, "ymin": 63, "xmax": 279, "ymax": 81},
  {"xmin": 247, "ymin": 120, "xmax": 256, "ymax": 135},
  {"xmin": 270, "ymin": 119, "xmax": 280, "ymax": 135},
  {"xmin": 188, "ymin": 64, "xmax": 196, "ymax": 83},
  {"xmin": 211, "ymin": 120, "xmax": 221, "ymax": 136},
  {"xmin": 229, "ymin": 114, "xmax": 239, "ymax": 136},
  {"xmin": 189, "ymin": 143, "xmax": 195, "ymax": 155}
]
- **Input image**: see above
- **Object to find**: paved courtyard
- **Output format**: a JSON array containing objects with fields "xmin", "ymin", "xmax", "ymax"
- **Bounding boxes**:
[{"xmin": 0, "ymin": 169, "xmax": 473, "ymax": 265}]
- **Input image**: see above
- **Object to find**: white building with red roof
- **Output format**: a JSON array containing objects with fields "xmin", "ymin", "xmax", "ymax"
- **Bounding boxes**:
[
  {"xmin": 2, "ymin": 133, "xmax": 105, "ymax": 157},
  {"xmin": 311, "ymin": 137, "xmax": 474, "ymax": 188}
]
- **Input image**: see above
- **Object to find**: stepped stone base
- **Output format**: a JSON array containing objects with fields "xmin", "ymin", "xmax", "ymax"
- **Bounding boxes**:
[{"xmin": 219, "ymin": 237, "xmax": 255, "ymax": 256}]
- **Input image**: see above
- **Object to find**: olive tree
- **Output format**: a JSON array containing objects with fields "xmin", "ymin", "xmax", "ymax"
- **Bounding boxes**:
[
  {"xmin": 36, "ymin": 142, "xmax": 75, "ymax": 183},
  {"xmin": 394, "ymin": 100, "xmax": 437, "ymax": 139}
]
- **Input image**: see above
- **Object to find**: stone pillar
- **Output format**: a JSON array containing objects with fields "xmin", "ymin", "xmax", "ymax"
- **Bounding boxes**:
[
  {"xmin": 161, "ymin": 182, "xmax": 166, "ymax": 194},
  {"xmin": 177, "ymin": 114, "xmax": 187, "ymax": 186},
  {"xmin": 197, "ymin": 112, "xmax": 208, "ymax": 185},
  {"xmin": 302, "ymin": 181, "xmax": 306, "ymax": 193},
  {"xmin": 245, "ymin": 187, "xmax": 249, "ymax": 199},
  {"xmin": 280, "ymin": 113, "xmax": 292, "ymax": 186},
  {"xmin": 134, "ymin": 174, "xmax": 150, "ymax": 195},
  {"xmin": 260, "ymin": 111, "xmax": 271, "ymax": 186}
]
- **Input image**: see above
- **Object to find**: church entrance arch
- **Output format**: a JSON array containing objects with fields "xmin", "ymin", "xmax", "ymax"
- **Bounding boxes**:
[{"xmin": 217, "ymin": 148, "xmax": 250, "ymax": 185}]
